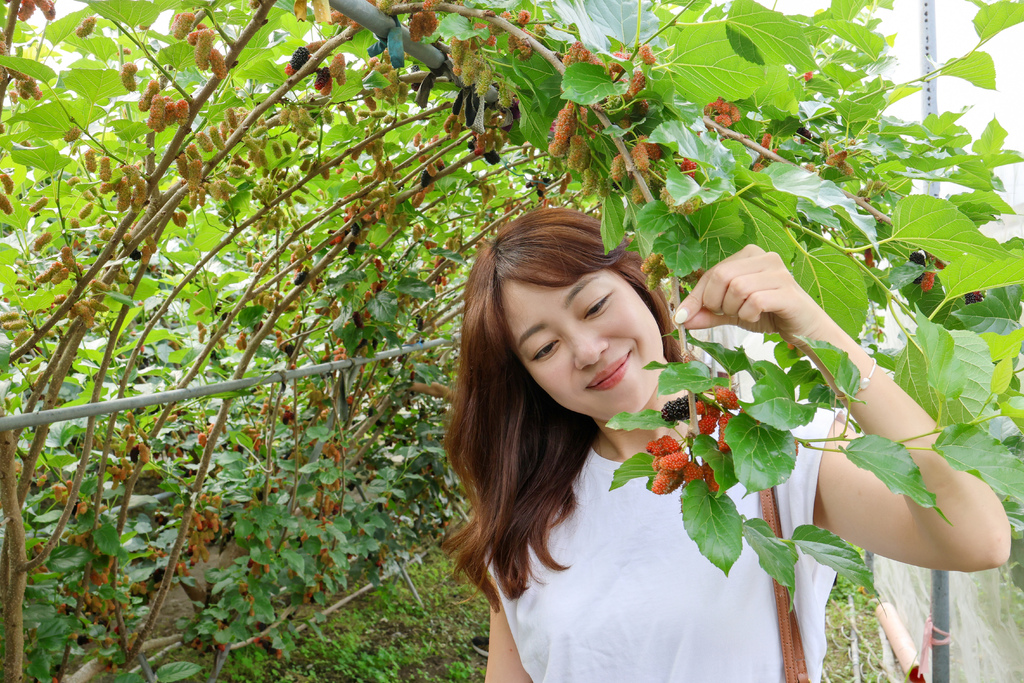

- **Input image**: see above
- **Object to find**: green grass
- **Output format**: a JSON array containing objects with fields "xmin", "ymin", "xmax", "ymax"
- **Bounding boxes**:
[{"xmin": 122, "ymin": 546, "xmax": 889, "ymax": 683}]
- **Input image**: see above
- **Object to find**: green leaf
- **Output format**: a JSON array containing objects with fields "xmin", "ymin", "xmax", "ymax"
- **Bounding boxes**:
[
  {"xmin": 916, "ymin": 311, "xmax": 966, "ymax": 401},
  {"xmin": 155, "ymin": 662, "xmax": 204, "ymax": 683},
  {"xmin": 114, "ymin": 674, "xmax": 147, "ymax": 683},
  {"xmin": 10, "ymin": 145, "xmax": 72, "ymax": 176},
  {"xmin": 819, "ymin": 19, "xmax": 885, "ymax": 59},
  {"xmin": 737, "ymin": 198, "xmax": 795, "ymax": 264},
  {"xmin": 973, "ymin": 117, "xmax": 1008, "ymax": 157},
  {"xmin": 0, "ymin": 56, "xmax": 56, "ymax": 83},
  {"xmin": 891, "ymin": 194, "xmax": 1008, "ymax": 264},
  {"xmin": 105, "ymin": 291, "xmax": 136, "ymax": 308},
  {"xmin": 727, "ymin": 0, "xmax": 814, "ymax": 71},
  {"xmin": 84, "ymin": 0, "xmax": 163, "ymax": 29},
  {"xmin": 561, "ymin": 62, "xmax": 627, "ymax": 105},
  {"xmin": 0, "ymin": 335, "xmax": 10, "ymax": 374},
  {"xmin": 668, "ymin": 23, "xmax": 764, "ymax": 104},
  {"xmin": 935, "ymin": 424, "xmax": 1024, "ymax": 499},
  {"xmin": 62, "ymin": 68, "xmax": 125, "ymax": 106},
  {"xmin": 792, "ymin": 245, "xmax": 868, "ymax": 339},
  {"xmin": 652, "ymin": 224, "xmax": 703, "ymax": 279},
  {"xmin": 681, "ymin": 480, "xmax": 743, "ymax": 575},
  {"xmin": 981, "ymin": 327, "xmax": 1024, "ymax": 362},
  {"xmin": 724, "ymin": 412, "xmax": 797, "ymax": 492},
  {"xmin": 694, "ymin": 434, "xmax": 738, "ymax": 492},
  {"xmin": 741, "ymin": 384, "xmax": 817, "ymax": 431},
  {"xmin": 686, "ymin": 337, "xmax": 753, "ymax": 376},
  {"xmin": 792, "ymin": 525, "xmax": 874, "ymax": 593},
  {"xmin": 760, "ymin": 164, "xmax": 877, "ymax": 243},
  {"xmin": 395, "ymin": 277, "xmax": 434, "ymax": 300},
  {"xmin": 974, "ymin": 1, "xmax": 1024, "ymax": 40},
  {"xmin": 606, "ymin": 409, "xmax": 668, "ymax": 430},
  {"xmin": 894, "ymin": 339, "xmax": 942, "ymax": 421},
  {"xmin": 798, "ymin": 339, "xmax": 862, "ymax": 399},
  {"xmin": 550, "ymin": 0, "xmax": 658, "ymax": 53},
  {"xmin": 742, "ymin": 517, "xmax": 797, "ymax": 594},
  {"xmin": 942, "ymin": 51, "xmax": 996, "ymax": 90},
  {"xmin": 280, "ymin": 548, "xmax": 306, "ymax": 578},
  {"xmin": 8, "ymin": 102, "xmax": 75, "ymax": 140},
  {"xmin": 93, "ymin": 523, "xmax": 124, "ymax": 557},
  {"xmin": 952, "ymin": 285, "xmax": 1022, "ymax": 335},
  {"xmin": 362, "ymin": 71, "xmax": 391, "ymax": 90},
  {"xmin": 609, "ymin": 452, "xmax": 656, "ymax": 491},
  {"xmin": 945, "ymin": 330, "xmax": 998, "ymax": 424},
  {"xmin": 841, "ymin": 435, "xmax": 936, "ymax": 508},
  {"xmin": 940, "ymin": 254, "xmax": 1024, "ymax": 303},
  {"xmin": 992, "ymin": 357, "xmax": 1013, "ymax": 395},
  {"xmin": 435, "ymin": 13, "xmax": 489, "ymax": 41},
  {"xmin": 238, "ymin": 306, "xmax": 266, "ymax": 329},
  {"xmin": 47, "ymin": 545, "xmax": 92, "ymax": 573},
  {"xmin": 830, "ymin": 0, "xmax": 870, "ymax": 21},
  {"xmin": 366, "ymin": 292, "xmax": 397, "ymax": 322},
  {"xmin": 656, "ymin": 361, "xmax": 722, "ymax": 396},
  {"xmin": 601, "ymin": 196, "xmax": 626, "ymax": 252}
]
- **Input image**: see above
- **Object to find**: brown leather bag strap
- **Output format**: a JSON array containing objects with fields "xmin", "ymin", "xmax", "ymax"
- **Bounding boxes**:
[{"xmin": 760, "ymin": 487, "xmax": 810, "ymax": 683}]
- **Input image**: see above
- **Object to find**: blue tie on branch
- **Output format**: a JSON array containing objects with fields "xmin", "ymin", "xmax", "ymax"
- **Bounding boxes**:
[{"xmin": 367, "ymin": 15, "xmax": 405, "ymax": 69}]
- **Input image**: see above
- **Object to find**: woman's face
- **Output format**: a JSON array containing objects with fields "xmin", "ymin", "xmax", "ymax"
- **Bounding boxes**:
[{"xmin": 503, "ymin": 269, "xmax": 668, "ymax": 423}]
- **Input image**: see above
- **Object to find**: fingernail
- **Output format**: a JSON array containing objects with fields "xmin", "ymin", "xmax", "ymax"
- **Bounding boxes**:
[{"xmin": 674, "ymin": 307, "xmax": 689, "ymax": 325}]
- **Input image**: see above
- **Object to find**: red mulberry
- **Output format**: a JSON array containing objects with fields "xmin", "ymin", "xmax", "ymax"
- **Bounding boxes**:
[
  {"xmin": 74, "ymin": 16, "xmax": 96, "ymax": 38},
  {"xmin": 652, "ymin": 470, "xmax": 685, "ymax": 495},
  {"xmin": 682, "ymin": 462, "xmax": 704, "ymax": 484},
  {"xmin": 548, "ymin": 103, "xmax": 576, "ymax": 158},
  {"xmin": 120, "ymin": 62, "xmax": 138, "ymax": 92},
  {"xmin": 171, "ymin": 13, "xmax": 195, "ymax": 40},
  {"xmin": 714, "ymin": 386, "xmax": 739, "ymax": 411},
  {"xmin": 920, "ymin": 271, "xmax": 935, "ymax": 292},
  {"xmin": 680, "ymin": 158, "xmax": 697, "ymax": 178},
  {"xmin": 626, "ymin": 69, "xmax": 646, "ymax": 99},
  {"xmin": 314, "ymin": 66, "xmax": 332, "ymax": 95},
  {"xmin": 657, "ymin": 450, "xmax": 690, "ymax": 474},
  {"xmin": 610, "ymin": 154, "xmax": 627, "ymax": 182},
  {"xmin": 194, "ymin": 29, "xmax": 215, "ymax": 71},
  {"xmin": 210, "ymin": 49, "xmax": 228, "ymax": 80},
  {"xmin": 409, "ymin": 11, "xmax": 438, "ymax": 42},
  {"xmin": 702, "ymin": 463, "xmax": 720, "ymax": 493},
  {"xmin": 329, "ymin": 53, "xmax": 347, "ymax": 85},
  {"xmin": 646, "ymin": 435, "xmax": 680, "ymax": 459},
  {"xmin": 698, "ymin": 415, "xmax": 717, "ymax": 435},
  {"xmin": 638, "ymin": 44, "xmax": 656, "ymax": 65}
]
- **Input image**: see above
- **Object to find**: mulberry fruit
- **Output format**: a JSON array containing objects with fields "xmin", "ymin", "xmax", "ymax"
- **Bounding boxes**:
[
  {"xmin": 864, "ymin": 248, "xmax": 874, "ymax": 268},
  {"xmin": 329, "ymin": 53, "xmax": 347, "ymax": 85},
  {"xmin": 63, "ymin": 127, "xmax": 82, "ymax": 143},
  {"xmin": 0, "ymin": 194, "xmax": 12, "ymax": 215},
  {"xmin": 626, "ymin": 69, "xmax": 646, "ymax": 99},
  {"xmin": 0, "ymin": 174, "xmax": 12, "ymax": 194},
  {"xmin": 704, "ymin": 97, "xmax": 741, "ymax": 127},
  {"xmin": 610, "ymin": 154, "xmax": 627, "ymax": 182},
  {"xmin": 409, "ymin": 11, "xmax": 439, "ymax": 42},
  {"xmin": 289, "ymin": 46, "xmax": 310, "ymax": 74},
  {"xmin": 547, "ymin": 103, "xmax": 576, "ymax": 158},
  {"xmin": 657, "ymin": 450, "xmax": 690, "ymax": 474},
  {"xmin": 965, "ymin": 291, "xmax": 984, "ymax": 305},
  {"xmin": 714, "ymin": 386, "xmax": 739, "ymax": 411},
  {"xmin": 682, "ymin": 461, "xmax": 704, "ymax": 484},
  {"xmin": 74, "ymin": 16, "xmax": 97, "ymax": 39},
  {"xmin": 567, "ymin": 135, "xmax": 591, "ymax": 173},
  {"xmin": 314, "ymin": 66, "xmax": 332, "ymax": 95},
  {"xmin": 194, "ymin": 29, "xmax": 215, "ymax": 71},
  {"xmin": 698, "ymin": 414, "xmax": 717, "ymax": 435},
  {"xmin": 702, "ymin": 463, "xmax": 720, "ymax": 493},
  {"xmin": 210, "ymin": 49, "xmax": 228, "ymax": 80},
  {"xmin": 638, "ymin": 44, "xmax": 656, "ymax": 65},
  {"xmin": 28, "ymin": 197, "xmax": 47, "ymax": 213},
  {"xmin": 919, "ymin": 271, "xmax": 935, "ymax": 292},
  {"xmin": 652, "ymin": 470, "xmax": 684, "ymax": 495},
  {"xmin": 517, "ymin": 10, "xmax": 531, "ymax": 25},
  {"xmin": 120, "ymin": 62, "xmax": 138, "ymax": 92},
  {"xmin": 679, "ymin": 158, "xmax": 697, "ymax": 178},
  {"xmin": 909, "ymin": 251, "xmax": 926, "ymax": 267},
  {"xmin": 661, "ymin": 396, "xmax": 690, "ymax": 423},
  {"xmin": 646, "ymin": 435, "xmax": 680, "ymax": 459},
  {"xmin": 631, "ymin": 142, "xmax": 650, "ymax": 174},
  {"xmin": 146, "ymin": 95, "xmax": 166, "ymax": 132},
  {"xmin": 171, "ymin": 13, "xmax": 195, "ymax": 40}
]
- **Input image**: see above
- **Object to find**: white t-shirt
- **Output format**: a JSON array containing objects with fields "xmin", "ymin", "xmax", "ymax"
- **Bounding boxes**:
[{"xmin": 497, "ymin": 408, "xmax": 839, "ymax": 682}]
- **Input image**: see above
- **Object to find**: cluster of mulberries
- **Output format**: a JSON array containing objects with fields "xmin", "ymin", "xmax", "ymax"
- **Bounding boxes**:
[
  {"xmin": 120, "ymin": 62, "xmax": 138, "ymax": 92},
  {"xmin": 562, "ymin": 42, "xmax": 602, "ymax": 67},
  {"xmin": 645, "ymin": 435, "xmax": 720, "ymax": 495},
  {"xmin": 409, "ymin": 11, "xmax": 439, "ymax": 42},
  {"xmin": 750, "ymin": 133, "xmax": 779, "ymax": 172},
  {"xmin": 661, "ymin": 396, "xmax": 689, "ymax": 423},
  {"xmin": 507, "ymin": 32, "xmax": 533, "ymax": 60},
  {"xmin": 704, "ymin": 97, "xmax": 741, "ymax": 127},
  {"xmin": 138, "ymin": 79, "xmax": 160, "ymax": 112},
  {"xmin": 679, "ymin": 158, "xmax": 698, "ymax": 179},
  {"xmin": 285, "ymin": 46, "xmax": 310, "ymax": 77},
  {"xmin": 74, "ymin": 16, "xmax": 97, "ymax": 38},
  {"xmin": 548, "ymin": 103, "xmax": 577, "ymax": 158},
  {"xmin": 823, "ymin": 146, "xmax": 854, "ymax": 176},
  {"xmin": 15, "ymin": 76, "xmax": 43, "ymax": 101},
  {"xmin": 909, "ymin": 250, "xmax": 940, "ymax": 292},
  {"xmin": 641, "ymin": 252, "xmax": 669, "ymax": 291},
  {"xmin": 191, "ymin": 28, "xmax": 216, "ymax": 71},
  {"xmin": 965, "ymin": 291, "xmax": 985, "ymax": 305},
  {"xmin": 313, "ymin": 66, "xmax": 332, "ymax": 95}
]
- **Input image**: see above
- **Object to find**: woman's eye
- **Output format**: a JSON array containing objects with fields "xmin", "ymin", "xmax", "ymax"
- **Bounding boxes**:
[
  {"xmin": 533, "ymin": 342, "xmax": 555, "ymax": 360},
  {"xmin": 586, "ymin": 296, "xmax": 609, "ymax": 317}
]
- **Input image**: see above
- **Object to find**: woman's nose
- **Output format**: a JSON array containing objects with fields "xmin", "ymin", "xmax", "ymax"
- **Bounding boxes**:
[{"xmin": 573, "ymin": 333, "xmax": 607, "ymax": 370}]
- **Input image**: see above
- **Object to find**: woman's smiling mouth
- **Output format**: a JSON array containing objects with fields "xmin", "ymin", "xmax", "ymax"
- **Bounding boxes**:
[{"xmin": 587, "ymin": 351, "xmax": 631, "ymax": 390}]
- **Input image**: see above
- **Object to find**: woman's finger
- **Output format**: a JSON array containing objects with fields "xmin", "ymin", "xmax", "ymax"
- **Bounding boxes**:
[{"xmin": 674, "ymin": 248, "xmax": 780, "ymax": 325}]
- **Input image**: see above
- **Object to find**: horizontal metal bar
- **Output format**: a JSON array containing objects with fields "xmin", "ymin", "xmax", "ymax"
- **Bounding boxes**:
[{"xmin": 0, "ymin": 337, "xmax": 454, "ymax": 432}]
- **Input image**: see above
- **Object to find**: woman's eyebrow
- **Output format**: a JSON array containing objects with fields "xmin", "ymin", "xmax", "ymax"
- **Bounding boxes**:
[{"xmin": 516, "ymin": 276, "xmax": 598, "ymax": 350}]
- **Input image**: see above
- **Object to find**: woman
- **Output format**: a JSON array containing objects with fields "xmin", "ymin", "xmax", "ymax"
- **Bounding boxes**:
[{"xmin": 443, "ymin": 207, "xmax": 1009, "ymax": 682}]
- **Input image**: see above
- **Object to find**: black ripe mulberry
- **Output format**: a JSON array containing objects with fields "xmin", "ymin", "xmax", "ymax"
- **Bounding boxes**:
[
  {"xmin": 130, "ymin": 249, "xmax": 142, "ymax": 261},
  {"xmin": 661, "ymin": 397, "xmax": 690, "ymax": 423},
  {"xmin": 484, "ymin": 150, "xmax": 500, "ymax": 165},
  {"xmin": 290, "ymin": 47, "xmax": 310, "ymax": 73},
  {"xmin": 909, "ymin": 251, "xmax": 926, "ymax": 267},
  {"xmin": 294, "ymin": 270, "xmax": 308, "ymax": 286},
  {"xmin": 965, "ymin": 291, "xmax": 985, "ymax": 305}
]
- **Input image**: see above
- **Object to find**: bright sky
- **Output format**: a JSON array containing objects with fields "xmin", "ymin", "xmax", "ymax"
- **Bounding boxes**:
[{"xmin": 777, "ymin": 0, "xmax": 1024, "ymax": 209}]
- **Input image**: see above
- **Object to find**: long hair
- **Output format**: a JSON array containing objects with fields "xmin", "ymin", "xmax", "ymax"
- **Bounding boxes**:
[{"xmin": 443, "ymin": 208, "xmax": 683, "ymax": 609}]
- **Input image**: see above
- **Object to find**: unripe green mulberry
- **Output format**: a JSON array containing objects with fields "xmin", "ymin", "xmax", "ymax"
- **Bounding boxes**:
[
  {"xmin": 146, "ymin": 95, "xmax": 166, "ymax": 132},
  {"xmin": 99, "ymin": 156, "xmax": 112, "ymax": 181},
  {"xmin": 2, "ymin": 319, "xmax": 28, "ymax": 331},
  {"xmin": 83, "ymin": 148, "xmax": 97, "ymax": 174},
  {"xmin": 210, "ymin": 49, "xmax": 228, "ymax": 80},
  {"xmin": 567, "ymin": 135, "xmax": 591, "ymax": 173},
  {"xmin": 171, "ymin": 13, "xmax": 195, "ymax": 41},
  {"xmin": 64, "ymin": 127, "xmax": 82, "ymax": 143},
  {"xmin": 194, "ymin": 29, "xmax": 215, "ymax": 71},
  {"xmin": 610, "ymin": 154, "xmax": 626, "ymax": 182},
  {"xmin": 208, "ymin": 125, "xmax": 225, "ymax": 150}
]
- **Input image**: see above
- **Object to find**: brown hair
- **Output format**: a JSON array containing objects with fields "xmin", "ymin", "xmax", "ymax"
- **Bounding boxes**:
[{"xmin": 443, "ymin": 208, "xmax": 683, "ymax": 609}]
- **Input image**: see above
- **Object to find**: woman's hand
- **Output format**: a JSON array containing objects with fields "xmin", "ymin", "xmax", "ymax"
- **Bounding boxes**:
[{"xmin": 673, "ymin": 245, "xmax": 831, "ymax": 343}]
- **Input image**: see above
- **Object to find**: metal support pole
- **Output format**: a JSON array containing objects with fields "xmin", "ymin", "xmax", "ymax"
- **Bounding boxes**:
[{"xmin": 921, "ymin": 2, "xmax": 950, "ymax": 681}]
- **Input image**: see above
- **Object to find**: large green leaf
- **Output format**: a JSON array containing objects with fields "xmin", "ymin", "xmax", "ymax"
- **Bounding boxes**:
[
  {"xmin": 601, "ymin": 195, "xmax": 626, "ymax": 252},
  {"xmin": 47, "ymin": 545, "xmax": 92, "ymax": 573},
  {"xmin": 550, "ymin": 0, "xmax": 659, "ymax": 53},
  {"xmin": 742, "ymin": 517, "xmax": 798, "ymax": 595},
  {"xmin": 654, "ymin": 361, "xmax": 722, "ymax": 396},
  {"xmin": 724, "ymin": 412, "xmax": 797, "ymax": 492},
  {"xmin": 606, "ymin": 409, "xmax": 668, "ymax": 431},
  {"xmin": 841, "ymin": 435, "xmax": 936, "ymax": 508},
  {"xmin": 609, "ymin": 452, "xmax": 656, "ymax": 491},
  {"xmin": 737, "ymin": 197, "xmax": 795, "ymax": 263},
  {"xmin": 974, "ymin": 0, "xmax": 1024, "ymax": 40},
  {"xmin": 792, "ymin": 525, "xmax": 874, "ymax": 592},
  {"xmin": 727, "ymin": 0, "xmax": 814, "ymax": 71},
  {"xmin": 942, "ymin": 51, "xmax": 996, "ymax": 90},
  {"xmin": 84, "ymin": 0, "xmax": 170, "ymax": 29},
  {"xmin": 10, "ymin": 145, "xmax": 72, "ymax": 176},
  {"xmin": 681, "ymin": 480, "xmax": 743, "ymax": 575},
  {"xmin": 889, "ymin": 195, "xmax": 1008, "ymax": 263},
  {"xmin": 819, "ymin": 19, "xmax": 885, "ymax": 59},
  {"xmin": 63, "ymin": 68, "xmax": 125, "ymax": 106},
  {"xmin": 973, "ymin": 117, "xmax": 1008, "ymax": 157},
  {"xmin": 668, "ymin": 23, "xmax": 764, "ymax": 105},
  {"xmin": 561, "ymin": 62, "xmax": 627, "ymax": 105},
  {"xmin": 760, "ymin": 164, "xmax": 876, "ymax": 243},
  {"xmin": 940, "ymin": 253, "xmax": 1024, "ymax": 302},
  {"xmin": 935, "ymin": 424, "xmax": 1024, "ymax": 500},
  {"xmin": 0, "ymin": 56, "xmax": 56, "ymax": 83},
  {"xmin": 944, "ymin": 330, "xmax": 997, "ymax": 424},
  {"xmin": 686, "ymin": 337, "xmax": 754, "ymax": 376},
  {"xmin": 155, "ymin": 662, "xmax": 204, "ymax": 683},
  {"xmin": 798, "ymin": 339, "xmax": 862, "ymax": 399},
  {"xmin": 792, "ymin": 245, "xmax": 868, "ymax": 339},
  {"xmin": 692, "ymin": 199, "xmax": 745, "ymax": 268},
  {"xmin": 894, "ymin": 339, "xmax": 942, "ymax": 421},
  {"xmin": 915, "ymin": 311, "xmax": 966, "ymax": 402},
  {"xmin": 695, "ymin": 434, "xmax": 738, "ymax": 493}
]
